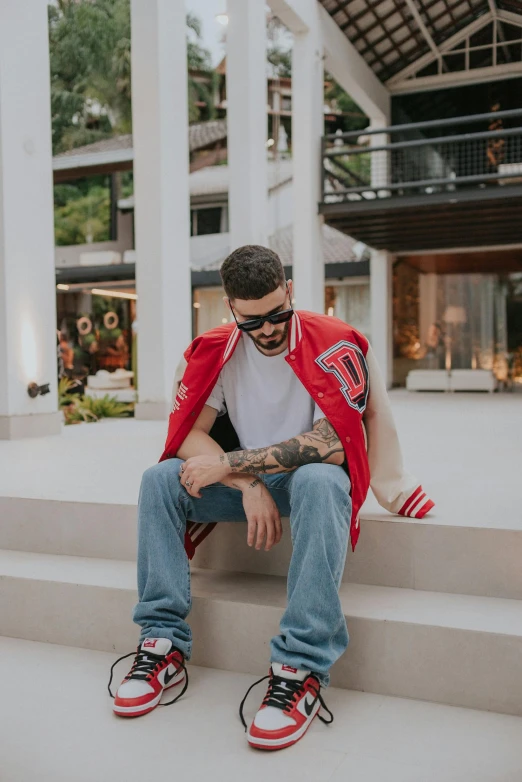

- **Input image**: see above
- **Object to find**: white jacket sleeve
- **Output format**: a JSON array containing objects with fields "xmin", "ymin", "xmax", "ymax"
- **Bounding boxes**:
[{"xmin": 363, "ymin": 344, "xmax": 435, "ymax": 519}]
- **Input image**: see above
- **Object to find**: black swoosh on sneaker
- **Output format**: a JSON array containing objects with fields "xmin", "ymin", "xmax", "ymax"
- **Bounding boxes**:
[
  {"xmin": 304, "ymin": 696, "xmax": 316, "ymax": 717},
  {"xmin": 164, "ymin": 666, "xmax": 180, "ymax": 686}
]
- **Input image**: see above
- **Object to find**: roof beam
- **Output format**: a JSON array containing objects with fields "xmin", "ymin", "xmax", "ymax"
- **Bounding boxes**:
[
  {"xmin": 389, "ymin": 60, "xmax": 522, "ymax": 93},
  {"xmin": 357, "ymin": 0, "xmax": 476, "ymax": 81},
  {"xmin": 318, "ymin": 2, "xmax": 390, "ymax": 119},
  {"xmin": 266, "ymin": 0, "xmax": 315, "ymax": 33},
  {"xmin": 488, "ymin": 0, "xmax": 512, "ymax": 64},
  {"xmin": 267, "ymin": 0, "xmax": 390, "ymax": 119},
  {"xmin": 403, "ymin": 0, "xmax": 444, "ymax": 69},
  {"xmin": 496, "ymin": 8, "xmax": 522, "ymax": 27},
  {"xmin": 386, "ymin": 11, "xmax": 493, "ymax": 87}
]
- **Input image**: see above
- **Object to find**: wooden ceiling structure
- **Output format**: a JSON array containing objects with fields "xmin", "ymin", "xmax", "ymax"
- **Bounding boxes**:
[
  {"xmin": 318, "ymin": 0, "xmax": 522, "ymax": 254},
  {"xmin": 398, "ymin": 245, "xmax": 522, "ymax": 273},
  {"xmin": 322, "ymin": 183, "xmax": 522, "ymax": 251},
  {"xmin": 318, "ymin": 0, "xmax": 522, "ymax": 90}
]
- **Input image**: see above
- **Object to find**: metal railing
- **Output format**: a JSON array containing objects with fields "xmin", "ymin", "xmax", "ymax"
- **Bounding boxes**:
[{"xmin": 322, "ymin": 108, "xmax": 522, "ymax": 205}]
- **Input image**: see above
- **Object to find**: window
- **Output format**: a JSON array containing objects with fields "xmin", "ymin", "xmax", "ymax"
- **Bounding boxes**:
[
  {"xmin": 324, "ymin": 281, "xmax": 371, "ymax": 339},
  {"xmin": 193, "ymin": 287, "xmax": 229, "ymax": 337},
  {"xmin": 191, "ymin": 207, "xmax": 223, "ymax": 236}
]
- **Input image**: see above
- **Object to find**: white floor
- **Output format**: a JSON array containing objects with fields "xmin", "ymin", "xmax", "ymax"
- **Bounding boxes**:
[
  {"xmin": 1, "ymin": 390, "xmax": 521, "ymax": 528},
  {"xmin": 1, "ymin": 637, "xmax": 521, "ymax": 782}
]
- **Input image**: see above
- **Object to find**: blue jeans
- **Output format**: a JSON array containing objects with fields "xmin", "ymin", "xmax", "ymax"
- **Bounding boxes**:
[{"xmin": 132, "ymin": 458, "xmax": 352, "ymax": 687}]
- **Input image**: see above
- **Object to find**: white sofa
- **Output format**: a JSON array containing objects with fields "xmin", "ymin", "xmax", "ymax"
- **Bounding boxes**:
[
  {"xmin": 406, "ymin": 369, "xmax": 497, "ymax": 392},
  {"xmin": 406, "ymin": 370, "xmax": 450, "ymax": 392}
]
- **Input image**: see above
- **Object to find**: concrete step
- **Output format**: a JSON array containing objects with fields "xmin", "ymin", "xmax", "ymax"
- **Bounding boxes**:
[
  {"xmin": 2, "ymin": 548, "xmax": 522, "ymax": 717},
  {"xmin": 4, "ymin": 637, "xmax": 522, "ymax": 782},
  {"xmin": 2, "ymin": 495, "xmax": 522, "ymax": 599}
]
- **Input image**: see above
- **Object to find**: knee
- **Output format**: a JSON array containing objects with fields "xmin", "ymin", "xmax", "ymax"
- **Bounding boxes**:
[
  {"xmin": 292, "ymin": 463, "xmax": 351, "ymax": 504},
  {"xmin": 140, "ymin": 458, "xmax": 184, "ymax": 497}
]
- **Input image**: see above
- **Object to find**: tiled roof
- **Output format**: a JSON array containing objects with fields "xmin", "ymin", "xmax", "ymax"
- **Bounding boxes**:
[
  {"xmin": 53, "ymin": 135, "xmax": 133, "ymax": 160},
  {"xmin": 188, "ymin": 119, "xmax": 227, "ymax": 152},
  {"xmin": 53, "ymin": 120, "xmax": 228, "ymax": 170},
  {"xmin": 194, "ymin": 223, "xmax": 365, "ymax": 272},
  {"xmin": 270, "ymin": 223, "xmax": 360, "ymax": 266},
  {"xmin": 189, "ymin": 159, "xmax": 293, "ymax": 197},
  {"xmin": 117, "ymin": 160, "xmax": 294, "ymax": 207}
]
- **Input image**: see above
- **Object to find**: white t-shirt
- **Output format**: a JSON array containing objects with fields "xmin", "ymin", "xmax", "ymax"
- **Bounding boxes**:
[{"xmin": 205, "ymin": 333, "xmax": 325, "ymax": 450}]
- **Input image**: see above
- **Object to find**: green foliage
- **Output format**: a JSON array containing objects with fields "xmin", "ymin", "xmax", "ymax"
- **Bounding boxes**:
[
  {"xmin": 78, "ymin": 394, "xmax": 133, "ymax": 419},
  {"xmin": 324, "ymin": 75, "xmax": 368, "ymax": 134},
  {"xmin": 49, "ymin": 1, "xmax": 215, "ymax": 153},
  {"xmin": 49, "ymin": 0, "xmax": 132, "ymax": 153},
  {"xmin": 58, "ymin": 377, "xmax": 78, "ymax": 408},
  {"xmin": 120, "ymin": 171, "xmax": 134, "ymax": 198},
  {"xmin": 186, "ymin": 11, "xmax": 215, "ymax": 123},
  {"xmin": 266, "ymin": 14, "xmax": 292, "ymax": 78},
  {"xmin": 61, "ymin": 390, "xmax": 133, "ymax": 425},
  {"xmin": 54, "ymin": 184, "xmax": 110, "ymax": 245},
  {"xmin": 267, "ymin": 47, "xmax": 292, "ymax": 78},
  {"xmin": 63, "ymin": 403, "xmax": 99, "ymax": 425}
]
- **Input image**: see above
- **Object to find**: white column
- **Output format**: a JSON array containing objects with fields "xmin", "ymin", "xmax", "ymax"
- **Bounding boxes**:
[
  {"xmin": 227, "ymin": 0, "xmax": 268, "ymax": 249},
  {"xmin": 131, "ymin": 0, "xmax": 191, "ymax": 420},
  {"xmin": 369, "ymin": 113, "xmax": 393, "ymax": 387},
  {"xmin": 0, "ymin": 1, "xmax": 61, "ymax": 440},
  {"xmin": 291, "ymin": 0, "xmax": 324, "ymax": 312},
  {"xmin": 370, "ymin": 250, "xmax": 393, "ymax": 388}
]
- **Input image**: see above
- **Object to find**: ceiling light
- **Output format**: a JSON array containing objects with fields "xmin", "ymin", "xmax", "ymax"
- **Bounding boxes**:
[{"xmin": 91, "ymin": 288, "xmax": 137, "ymax": 300}]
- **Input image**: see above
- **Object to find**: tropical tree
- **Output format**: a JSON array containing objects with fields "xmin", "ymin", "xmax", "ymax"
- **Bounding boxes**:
[
  {"xmin": 186, "ymin": 11, "xmax": 217, "ymax": 123},
  {"xmin": 49, "ymin": 1, "xmax": 214, "ymax": 154}
]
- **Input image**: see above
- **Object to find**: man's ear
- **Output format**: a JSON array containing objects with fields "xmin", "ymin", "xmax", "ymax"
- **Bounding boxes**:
[
  {"xmin": 223, "ymin": 296, "xmax": 231, "ymax": 312},
  {"xmin": 287, "ymin": 279, "xmax": 294, "ymax": 302}
]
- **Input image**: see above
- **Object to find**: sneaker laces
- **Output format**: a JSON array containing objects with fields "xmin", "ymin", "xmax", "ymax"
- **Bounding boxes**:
[
  {"xmin": 238, "ymin": 671, "xmax": 334, "ymax": 731},
  {"xmin": 107, "ymin": 646, "xmax": 189, "ymax": 706}
]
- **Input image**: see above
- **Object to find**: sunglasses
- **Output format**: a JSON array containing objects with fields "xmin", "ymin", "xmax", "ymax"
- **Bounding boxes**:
[
  {"xmin": 230, "ymin": 283, "xmax": 294, "ymax": 333},
  {"xmin": 232, "ymin": 307, "xmax": 294, "ymax": 333}
]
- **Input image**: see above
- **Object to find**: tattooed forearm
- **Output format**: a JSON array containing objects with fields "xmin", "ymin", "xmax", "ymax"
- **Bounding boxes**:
[{"xmin": 223, "ymin": 418, "xmax": 345, "ymax": 475}]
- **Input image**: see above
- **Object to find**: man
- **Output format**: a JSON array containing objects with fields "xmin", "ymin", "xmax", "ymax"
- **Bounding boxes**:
[{"xmin": 109, "ymin": 245, "xmax": 434, "ymax": 750}]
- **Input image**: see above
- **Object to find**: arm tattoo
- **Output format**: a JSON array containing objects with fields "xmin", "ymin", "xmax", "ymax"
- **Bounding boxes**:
[{"xmin": 226, "ymin": 418, "xmax": 345, "ymax": 474}]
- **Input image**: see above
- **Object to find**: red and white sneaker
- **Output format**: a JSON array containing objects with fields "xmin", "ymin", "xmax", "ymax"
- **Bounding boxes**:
[
  {"xmin": 239, "ymin": 662, "xmax": 334, "ymax": 750},
  {"xmin": 108, "ymin": 638, "xmax": 188, "ymax": 717}
]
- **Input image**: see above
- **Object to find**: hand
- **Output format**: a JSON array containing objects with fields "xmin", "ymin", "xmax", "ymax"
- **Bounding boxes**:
[
  {"xmin": 179, "ymin": 454, "xmax": 231, "ymax": 498},
  {"xmin": 241, "ymin": 478, "xmax": 282, "ymax": 551}
]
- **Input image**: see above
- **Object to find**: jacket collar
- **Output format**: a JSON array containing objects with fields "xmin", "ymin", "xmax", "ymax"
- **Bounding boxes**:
[
  {"xmin": 222, "ymin": 325, "xmax": 241, "ymax": 363},
  {"xmin": 221, "ymin": 311, "xmax": 303, "ymax": 364},
  {"xmin": 288, "ymin": 310, "xmax": 303, "ymax": 353}
]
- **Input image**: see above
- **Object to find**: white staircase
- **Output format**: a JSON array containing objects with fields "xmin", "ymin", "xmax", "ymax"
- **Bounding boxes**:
[{"xmin": 2, "ymin": 494, "xmax": 522, "ymax": 717}]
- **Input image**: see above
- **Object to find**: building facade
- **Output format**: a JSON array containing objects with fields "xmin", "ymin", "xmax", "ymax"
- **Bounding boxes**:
[{"xmin": 2, "ymin": 0, "xmax": 521, "ymax": 439}]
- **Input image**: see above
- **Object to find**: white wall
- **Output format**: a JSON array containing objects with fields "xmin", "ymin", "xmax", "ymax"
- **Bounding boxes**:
[
  {"xmin": 0, "ymin": 0, "xmax": 60, "ymax": 436},
  {"xmin": 55, "ymin": 212, "xmax": 133, "ymax": 268},
  {"xmin": 267, "ymin": 180, "xmax": 294, "ymax": 236}
]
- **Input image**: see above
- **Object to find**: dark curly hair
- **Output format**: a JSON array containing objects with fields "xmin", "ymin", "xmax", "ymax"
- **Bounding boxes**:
[{"xmin": 220, "ymin": 245, "xmax": 285, "ymax": 300}]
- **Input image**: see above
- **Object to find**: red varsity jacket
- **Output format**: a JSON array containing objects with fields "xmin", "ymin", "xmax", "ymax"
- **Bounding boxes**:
[{"xmin": 160, "ymin": 310, "xmax": 435, "ymax": 559}]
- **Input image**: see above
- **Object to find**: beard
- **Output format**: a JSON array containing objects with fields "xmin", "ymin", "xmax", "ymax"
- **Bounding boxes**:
[{"xmin": 248, "ymin": 321, "xmax": 289, "ymax": 353}]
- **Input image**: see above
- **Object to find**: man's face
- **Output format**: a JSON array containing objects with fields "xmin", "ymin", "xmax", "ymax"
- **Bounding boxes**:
[{"xmin": 227, "ymin": 282, "xmax": 293, "ymax": 356}]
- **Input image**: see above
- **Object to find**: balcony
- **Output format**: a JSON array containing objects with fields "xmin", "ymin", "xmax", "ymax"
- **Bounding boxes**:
[{"xmin": 320, "ymin": 109, "xmax": 522, "ymax": 252}]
